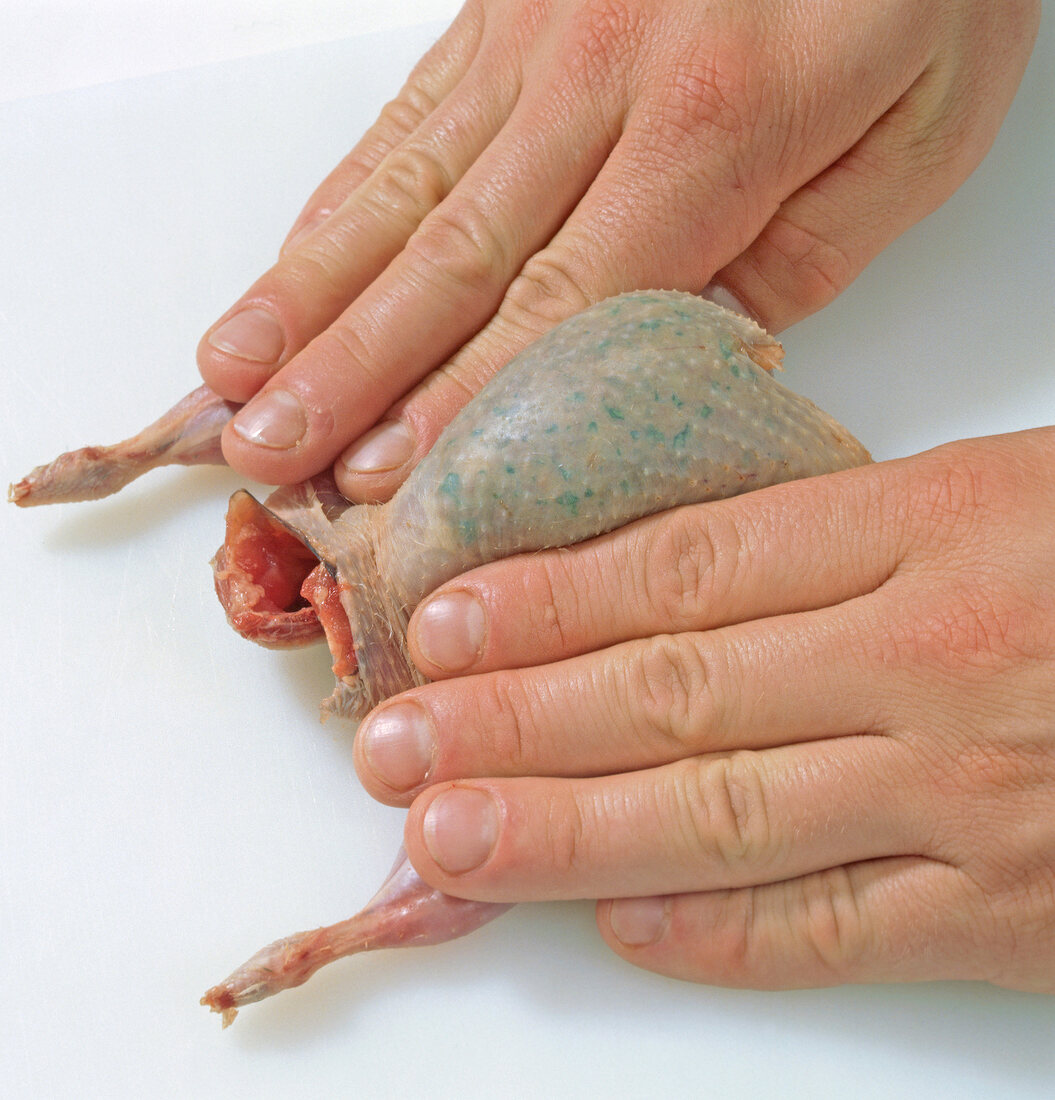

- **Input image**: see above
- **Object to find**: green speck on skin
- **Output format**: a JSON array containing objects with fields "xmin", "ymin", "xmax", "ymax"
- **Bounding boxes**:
[
  {"xmin": 587, "ymin": 421, "xmax": 598, "ymax": 433},
  {"xmin": 620, "ymin": 479, "xmax": 631, "ymax": 495},
  {"xmin": 556, "ymin": 491, "xmax": 579, "ymax": 515},
  {"xmin": 558, "ymin": 465, "xmax": 572, "ymax": 481},
  {"xmin": 671, "ymin": 393, "xmax": 684, "ymax": 408},
  {"xmin": 440, "ymin": 472, "xmax": 461, "ymax": 498},
  {"xmin": 545, "ymin": 423, "xmax": 559, "ymax": 434},
  {"xmin": 645, "ymin": 425, "xmax": 665, "ymax": 443},
  {"xmin": 672, "ymin": 425, "xmax": 691, "ymax": 449},
  {"xmin": 505, "ymin": 464, "xmax": 516, "ymax": 475},
  {"xmin": 719, "ymin": 334, "xmax": 736, "ymax": 360},
  {"xmin": 571, "ymin": 391, "xmax": 586, "ymax": 403},
  {"xmin": 606, "ymin": 406, "xmax": 625, "ymax": 420},
  {"xmin": 458, "ymin": 518, "xmax": 478, "ymax": 544},
  {"xmin": 584, "ymin": 488, "xmax": 594, "ymax": 498},
  {"xmin": 729, "ymin": 361, "xmax": 741, "ymax": 378},
  {"xmin": 630, "ymin": 429, "xmax": 641, "ymax": 440},
  {"xmin": 638, "ymin": 319, "xmax": 661, "ymax": 331},
  {"xmin": 470, "ymin": 428, "xmax": 484, "ymax": 437},
  {"xmin": 697, "ymin": 404, "xmax": 714, "ymax": 418}
]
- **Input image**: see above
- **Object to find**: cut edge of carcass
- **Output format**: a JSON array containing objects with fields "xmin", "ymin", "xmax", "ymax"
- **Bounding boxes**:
[{"xmin": 211, "ymin": 489, "xmax": 326, "ymax": 648}]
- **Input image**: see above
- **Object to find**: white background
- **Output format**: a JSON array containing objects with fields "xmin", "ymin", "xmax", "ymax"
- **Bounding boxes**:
[{"xmin": 2, "ymin": 3, "xmax": 1054, "ymax": 1097}]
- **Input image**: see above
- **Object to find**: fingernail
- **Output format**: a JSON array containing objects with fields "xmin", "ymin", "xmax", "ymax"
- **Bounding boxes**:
[
  {"xmin": 415, "ymin": 591, "xmax": 486, "ymax": 672},
  {"xmin": 231, "ymin": 389, "xmax": 307, "ymax": 449},
  {"xmin": 207, "ymin": 307, "xmax": 286, "ymax": 364},
  {"xmin": 359, "ymin": 702, "xmax": 435, "ymax": 793},
  {"xmin": 340, "ymin": 421, "xmax": 415, "ymax": 474},
  {"xmin": 608, "ymin": 896, "xmax": 670, "ymax": 947},
  {"xmin": 701, "ymin": 283, "xmax": 754, "ymax": 322},
  {"xmin": 282, "ymin": 209, "xmax": 333, "ymax": 255},
  {"xmin": 423, "ymin": 787, "xmax": 499, "ymax": 874}
]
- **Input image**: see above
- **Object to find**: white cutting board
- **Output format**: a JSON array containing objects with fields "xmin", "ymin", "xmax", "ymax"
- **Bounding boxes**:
[{"xmin": 2, "ymin": 9, "xmax": 1053, "ymax": 1098}]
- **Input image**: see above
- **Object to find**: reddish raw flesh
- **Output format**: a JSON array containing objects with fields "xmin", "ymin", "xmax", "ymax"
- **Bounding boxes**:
[
  {"xmin": 211, "ymin": 490, "xmax": 325, "ymax": 648},
  {"xmin": 301, "ymin": 565, "xmax": 357, "ymax": 680}
]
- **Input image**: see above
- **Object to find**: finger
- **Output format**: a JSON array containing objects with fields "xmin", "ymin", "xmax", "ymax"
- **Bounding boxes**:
[
  {"xmin": 408, "ymin": 462, "xmax": 894, "ymax": 680},
  {"xmin": 332, "ymin": 110, "xmax": 782, "ymax": 500},
  {"xmin": 359, "ymin": 598, "xmax": 895, "ymax": 803},
  {"xmin": 710, "ymin": 52, "xmax": 1028, "ymax": 333},
  {"xmin": 219, "ymin": 76, "xmax": 624, "ymax": 484},
  {"xmin": 279, "ymin": 10, "xmax": 486, "ymax": 257},
  {"xmin": 598, "ymin": 857, "xmax": 984, "ymax": 988},
  {"xmin": 335, "ymin": 285, "xmax": 755, "ymax": 501},
  {"xmin": 330, "ymin": 16, "xmax": 932, "ymax": 502},
  {"xmin": 402, "ymin": 735, "xmax": 923, "ymax": 902},
  {"xmin": 198, "ymin": 14, "xmax": 510, "ymax": 405}
]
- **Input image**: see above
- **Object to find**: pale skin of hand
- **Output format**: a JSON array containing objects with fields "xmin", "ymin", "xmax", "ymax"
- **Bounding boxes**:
[
  {"xmin": 350, "ymin": 429, "xmax": 1055, "ymax": 993},
  {"xmin": 198, "ymin": 0, "xmax": 1038, "ymax": 501}
]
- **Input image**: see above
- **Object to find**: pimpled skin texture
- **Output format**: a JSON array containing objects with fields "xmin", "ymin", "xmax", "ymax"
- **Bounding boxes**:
[
  {"xmin": 316, "ymin": 292, "xmax": 869, "ymax": 716},
  {"xmin": 387, "ymin": 291, "xmax": 865, "ymax": 589},
  {"xmin": 10, "ymin": 291, "xmax": 869, "ymax": 1023}
]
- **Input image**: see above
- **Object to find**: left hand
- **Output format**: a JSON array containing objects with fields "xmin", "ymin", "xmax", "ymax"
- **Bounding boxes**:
[
  {"xmin": 195, "ymin": 0, "xmax": 1039, "ymax": 502},
  {"xmin": 353, "ymin": 427, "xmax": 1055, "ymax": 992}
]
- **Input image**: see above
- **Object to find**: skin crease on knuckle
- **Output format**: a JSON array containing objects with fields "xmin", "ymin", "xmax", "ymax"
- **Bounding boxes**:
[
  {"xmin": 637, "ymin": 509, "xmax": 727, "ymax": 632},
  {"xmin": 626, "ymin": 635, "xmax": 715, "ymax": 759}
]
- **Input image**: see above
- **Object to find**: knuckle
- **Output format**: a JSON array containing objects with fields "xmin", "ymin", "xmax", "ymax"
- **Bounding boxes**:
[
  {"xmin": 629, "ymin": 635, "xmax": 713, "ymax": 754},
  {"xmin": 501, "ymin": 249, "xmax": 595, "ymax": 336},
  {"xmin": 309, "ymin": 321, "xmax": 385, "ymax": 388},
  {"xmin": 547, "ymin": 793, "xmax": 592, "ymax": 878},
  {"xmin": 502, "ymin": 0, "xmax": 555, "ymax": 48},
  {"xmin": 529, "ymin": 552, "xmax": 580, "ymax": 655},
  {"xmin": 752, "ymin": 213, "xmax": 857, "ymax": 316},
  {"xmin": 937, "ymin": 587, "xmax": 1034, "ymax": 669},
  {"xmin": 376, "ymin": 81, "xmax": 439, "ymax": 144},
  {"xmin": 280, "ymin": 242, "xmax": 356, "ymax": 304},
  {"xmin": 640, "ymin": 509, "xmax": 735, "ymax": 629},
  {"xmin": 797, "ymin": 867, "xmax": 871, "ymax": 978},
  {"xmin": 367, "ymin": 143, "xmax": 452, "ymax": 225},
  {"xmin": 906, "ymin": 451, "xmax": 994, "ymax": 541},
  {"xmin": 654, "ymin": 42, "xmax": 753, "ymax": 149},
  {"xmin": 559, "ymin": 0, "xmax": 645, "ymax": 89},
  {"xmin": 874, "ymin": 584, "xmax": 1031, "ymax": 684},
  {"xmin": 693, "ymin": 752, "xmax": 778, "ymax": 871},
  {"xmin": 475, "ymin": 669, "xmax": 541, "ymax": 775},
  {"xmin": 405, "ymin": 201, "xmax": 505, "ymax": 295}
]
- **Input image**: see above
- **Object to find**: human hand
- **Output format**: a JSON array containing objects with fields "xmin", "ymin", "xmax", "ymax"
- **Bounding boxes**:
[
  {"xmin": 197, "ymin": 0, "xmax": 1038, "ymax": 501},
  {"xmin": 352, "ymin": 428, "xmax": 1055, "ymax": 992}
]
